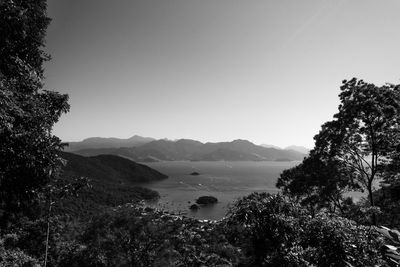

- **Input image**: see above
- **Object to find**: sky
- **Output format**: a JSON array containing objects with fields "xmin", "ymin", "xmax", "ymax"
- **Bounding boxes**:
[{"xmin": 45, "ymin": 0, "xmax": 400, "ymax": 148}]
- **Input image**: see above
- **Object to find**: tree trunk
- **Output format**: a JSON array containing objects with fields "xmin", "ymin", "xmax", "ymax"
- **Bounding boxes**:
[
  {"xmin": 367, "ymin": 181, "xmax": 377, "ymax": 225},
  {"xmin": 44, "ymin": 173, "xmax": 52, "ymax": 267}
]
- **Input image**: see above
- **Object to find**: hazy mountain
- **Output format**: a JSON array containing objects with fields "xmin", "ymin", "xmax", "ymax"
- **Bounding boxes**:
[
  {"xmin": 72, "ymin": 139, "xmax": 306, "ymax": 162},
  {"xmin": 193, "ymin": 140, "xmax": 305, "ymax": 161},
  {"xmin": 57, "ymin": 152, "xmax": 167, "ymax": 218},
  {"xmin": 284, "ymin": 145, "xmax": 310, "ymax": 155},
  {"xmin": 260, "ymin": 144, "xmax": 282, "ymax": 150},
  {"xmin": 64, "ymin": 135, "xmax": 155, "ymax": 152}
]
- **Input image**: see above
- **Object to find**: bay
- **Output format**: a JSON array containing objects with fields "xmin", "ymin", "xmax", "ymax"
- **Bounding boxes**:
[{"xmin": 139, "ymin": 161, "xmax": 300, "ymax": 220}]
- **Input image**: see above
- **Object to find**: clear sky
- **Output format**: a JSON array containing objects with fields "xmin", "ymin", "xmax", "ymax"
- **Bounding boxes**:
[{"xmin": 45, "ymin": 0, "xmax": 400, "ymax": 148}]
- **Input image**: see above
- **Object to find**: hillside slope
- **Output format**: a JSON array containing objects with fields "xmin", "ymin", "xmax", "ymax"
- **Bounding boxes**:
[
  {"xmin": 56, "ymin": 152, "xmax": 167, "ymax": 218},
  {"xmin": 60, "ymin": 151, "xmax": 167, "ymax": 183}
]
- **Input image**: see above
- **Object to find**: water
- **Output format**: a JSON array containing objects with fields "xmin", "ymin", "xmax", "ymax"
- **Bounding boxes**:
[{"xmin": 139, "ymin": 161, "xmax": 299, "ymax": 220}]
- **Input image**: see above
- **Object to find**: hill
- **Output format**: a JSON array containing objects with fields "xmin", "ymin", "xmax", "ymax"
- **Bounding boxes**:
[
  {"xmin": 60, "ymin": 151, "xmax": 167, "ymax": 183},
  {"xmin": 260, "ymin": 144, "xmax": 282, "ymax": 149},
  {"xmin": 56, "ymin": 152, "xmax": 167, "ymax": 218},
  {"xmin": 71, "ymin": 139, "xmax": 305, "ymax": 162},
  {"xmin": 284, "ymin": 145, "xmax": 310, "ymax": 154},
  {"xmin": 64, "ymin": 135, "xmax": 155, "ymax": 152}
]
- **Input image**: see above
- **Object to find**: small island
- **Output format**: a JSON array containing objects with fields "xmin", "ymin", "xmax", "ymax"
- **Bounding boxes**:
[
  {"xmin": 196, "ymin": 196, "xmax": 218, "ymax": 205},
  {"xmin": 190, "ymin": 171, "xmax": 200, "ymax": 176},
  {"xmin": 189, "ymin": 204, "xmax": 200, "ymax": 211}
]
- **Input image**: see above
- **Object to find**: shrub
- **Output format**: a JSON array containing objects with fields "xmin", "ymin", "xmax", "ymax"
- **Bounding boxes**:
[
  {"xmin": 224, "ymin": 192, "xmax": 386, "ymax": 266},
  {"xmin": 70, "ymin": 204, "xmax": 241, "ymax": 266}
]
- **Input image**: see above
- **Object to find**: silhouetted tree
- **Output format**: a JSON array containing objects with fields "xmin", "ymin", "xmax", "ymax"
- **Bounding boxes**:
[
  {"xmin": 312, "ymin": 78, "xmax": 400, "ymax": 224},
  {"xmin": 276, "ymin": 153, "xmax": 355, "ymax": 215},
  {"xmin": 0, "ymin": 0, "xmax": 69, "ymax": 225}
]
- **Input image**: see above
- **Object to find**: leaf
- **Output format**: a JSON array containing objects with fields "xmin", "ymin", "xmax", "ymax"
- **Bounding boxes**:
[
  {"xmin": 384, "ymin": 244, "xmax": 399, "ymax": 251},
  {"xmin": 389, "ymin": 230, "xmax": 400, "ymax": 243},
  {"xmin": 386, "ymin": 252, "xmax": 400, "ymax": 261}
]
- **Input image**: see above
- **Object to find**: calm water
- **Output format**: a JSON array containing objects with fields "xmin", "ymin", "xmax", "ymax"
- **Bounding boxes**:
[{"xmin": 139, "ymin": 161, "xmax": 299, "ymax": 220}]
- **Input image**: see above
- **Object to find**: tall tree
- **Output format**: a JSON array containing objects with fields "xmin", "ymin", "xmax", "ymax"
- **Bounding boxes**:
[
  {"xmin": 276, "ymin": 152, "xmax": 355, "ymax": 215},
  {"xmin": 0, "ymin": 0, "xmax": 69, "ymax": 224},
  {"xmin": 313, "ymin": 78, "xmax": 400, "ymax": 224}
]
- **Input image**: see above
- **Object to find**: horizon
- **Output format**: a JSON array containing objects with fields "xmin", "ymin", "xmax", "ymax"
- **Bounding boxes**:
[
  {"xmin": 46, "ymin": 0, "xmax": 400, "ymax": 148},
  {"xmin": 65, "ymin": 134, "xmax": 311, "ymax": 149}
]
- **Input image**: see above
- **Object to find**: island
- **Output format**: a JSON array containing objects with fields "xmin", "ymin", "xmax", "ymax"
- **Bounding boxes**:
[
  {"xmin": 189, "ymin": 204, "xmax": 200, "ymax": 211},
  {"xmin": 196, "ymin": 196, "xmax": 218, "ymax": 205}
]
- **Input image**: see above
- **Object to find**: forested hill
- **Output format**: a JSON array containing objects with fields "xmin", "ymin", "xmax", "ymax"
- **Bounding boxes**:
[
  {"xmin": 56, "ymin": 152, "xmax": 167, "ymax": 218},
  {"xmin": 60, "ymin": 151, "xmax": 167, "ymax": 183}
]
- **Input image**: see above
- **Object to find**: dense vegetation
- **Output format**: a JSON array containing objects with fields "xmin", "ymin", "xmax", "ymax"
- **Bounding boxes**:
[
  {"xmin": 60, "ymin": 152, "xmax": 167, "ymax": 184},
  {"xmin": 55, "ymin": 152, "xmax": 165, "ymax": 219},
  {"xmin": 0, "ymin": 0, "xmax": 69, "ymax": 228},
  {"xmin": 277, "ymin": 79, "xmax": 400, "ymax": 226},
  {"xmin": 1, "ymin": 0, "xmax": 400, "ymax": 266},
  {"xmin": 0, "ymin": 194, "xmax": 390, "ymax": 266}
]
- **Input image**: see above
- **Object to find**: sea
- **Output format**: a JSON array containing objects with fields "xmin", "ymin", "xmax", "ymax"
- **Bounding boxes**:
[{"xmin": 139, "ymin": 161, "xmax": 300, "ymax": 220}]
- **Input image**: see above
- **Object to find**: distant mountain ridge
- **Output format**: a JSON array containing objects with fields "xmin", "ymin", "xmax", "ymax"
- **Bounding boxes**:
[
  {"xmin": 261, "ymin": 144, "xmax": 282, "ymax": 150},
  {"xmin": 284, "ymin": 145, "xmax": 310, "ymax": 154},
  {"xmin": 261, "ymin": 144, "xmax": 311, "ymax": 154},
  {"xmin": 64, "ymin": 135, "xmax": 155, "ymax": 152},
  {"xmin": 71, "ymin": 138, "xmax": 306, "ymax": 162}
]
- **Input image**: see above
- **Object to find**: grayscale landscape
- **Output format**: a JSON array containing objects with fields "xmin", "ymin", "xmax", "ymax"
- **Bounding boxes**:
[{"xmin": 2, "ymin": 0, "xmax": 400, "ymax": 266}]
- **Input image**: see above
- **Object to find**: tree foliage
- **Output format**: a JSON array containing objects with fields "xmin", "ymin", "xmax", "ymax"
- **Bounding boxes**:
[
  {"xmin": 224, "ymin": 193, "xmax": 386, "ymax": 267},
  {"xmin": 63, "ymin": 204, "xmax": 240, "ymax": 267},
  {"xmin": 276, "ymin": 153, "xmax": 355, "ymax": 214},
  {"xmin": 1, "ymin": 1, "xmax": 398, "ymax": 265},
  {"xmin": 277, "ymin": 78, "xmax": 400, "ymax": 225},
  {"xmin": 0, "ymin": 234, "xmax": 39, "ymax": 266},
  {"xmin": 0, "ymin": 0, "xmax": 69, "ymax": 224},
  {"xmin": 314, "ymin": 79, "xmax": 400, "ymax": 209},
  {"xmin": 376, "ymin": 226, "xmax": 400, "ymax": 266}
]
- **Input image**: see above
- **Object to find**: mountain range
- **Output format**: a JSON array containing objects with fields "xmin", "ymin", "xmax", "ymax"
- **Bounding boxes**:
[
  {"xmin": 66, "ymin": 137, "xmax": 306, "ymax": 162},
  {"xmin": 64, "ymin": 135, "xmax": 155, "ymax": 152},
  {"xmin": 284, "ymin": 145, "xmax": 310, "ymax": 154},
  {"xmin": 261, "ymin": 144, "xmax": 310, "ymax": 154}
]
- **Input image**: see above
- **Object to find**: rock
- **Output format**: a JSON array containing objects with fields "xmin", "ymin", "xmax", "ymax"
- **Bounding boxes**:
[
  {"xmin": 196, "ymin": 196, "xmax": 218, "ymax": 205},
  {"xmin": 189, "ymin": 204, "xmax": 200, "ymax": 210},
  {"xmin": 190, "ymin": 172, "xmax": 200, "ymax": 176}
]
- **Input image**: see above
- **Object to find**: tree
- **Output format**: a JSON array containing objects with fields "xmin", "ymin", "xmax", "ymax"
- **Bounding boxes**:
[
  {"xmin": 0, "ymin": 0, "xmax": 69, "ymax": 225},
  {"xmin": 224, "ymin": 192, "xmax": 386, "ymax": 266},
  {"xmin": 312, "ymin": 78, "xmax": 400, "ymax": 224},
  {"xmin": 276, "ymin": 153, "xmax": 355, "ymax": 215},
  {"xmin": 224, "ymin": 193, "xmax": 305, "ymax": 266}
]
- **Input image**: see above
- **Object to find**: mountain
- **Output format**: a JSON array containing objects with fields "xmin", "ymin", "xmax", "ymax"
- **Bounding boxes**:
[
  {"xmin": 261, "ymin": 144, "xmax": 282, "ymax": 150},
  {"xmin": 60, "ymin": 151, "xmax": 167, "ymax": 183},
  {"xmin": 71, "ymin": 139, "xmax": 306, "ymax": 162},
  {"xmin": 64, "ymin": 135, "xmax": 155, "ymax": 152},
  {"xmin": 193, "ymin": 140, "xmax": 304, "ymax": 161},
  {"xmin": 57, "ymin": 152, "xmax": 167, "ymax": 218},
  {"xmin": 284, "ymin": 145, "xmax": 310, "ymax": 155}
]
